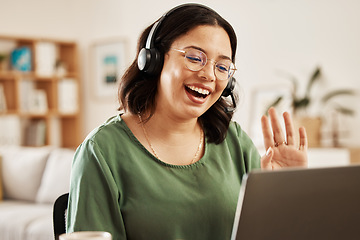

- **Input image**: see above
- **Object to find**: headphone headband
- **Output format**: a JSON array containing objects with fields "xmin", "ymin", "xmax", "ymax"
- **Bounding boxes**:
[
  {"xmin": 138, "ymin": 4, "xmax": 214, "ymax": 75},
  {"xmin": 145, "ymin": 3, "xmax": 213, "ymax": 50}
]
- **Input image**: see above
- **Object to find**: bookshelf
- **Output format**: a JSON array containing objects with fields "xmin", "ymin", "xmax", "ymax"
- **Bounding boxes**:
[{"xmin": 0, "ymin": 35, "xmax": 81, "ymax": 148}]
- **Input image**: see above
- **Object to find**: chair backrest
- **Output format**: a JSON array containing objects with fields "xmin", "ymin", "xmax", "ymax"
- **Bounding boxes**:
[{"xmin": 53, "ymin": 193, "xmax": 69, "ymax": 240}]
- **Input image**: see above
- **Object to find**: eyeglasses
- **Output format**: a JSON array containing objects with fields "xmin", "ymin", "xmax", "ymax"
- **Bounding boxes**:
[{"xmin": 171, "ymin": 48, "xmax": 236, "ymax": 81}]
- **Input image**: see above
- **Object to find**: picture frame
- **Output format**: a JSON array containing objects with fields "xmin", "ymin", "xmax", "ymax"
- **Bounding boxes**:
[
  {"xmin": 248, "ymin": 84, "xmax": 293, "ymax": 148},
  {"xmin": 91, "ymin": 38, "xmax": 128, "ymax": 99}
]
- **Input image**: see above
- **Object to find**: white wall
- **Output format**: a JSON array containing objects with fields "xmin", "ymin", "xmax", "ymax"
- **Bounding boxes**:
[
  {"xmin": 234, "ymin": 0, "xmax": 360, "ymax": 148},
  {"xmin": 1, "ymin": 0, "xmax": 359, "ymax": 147}
]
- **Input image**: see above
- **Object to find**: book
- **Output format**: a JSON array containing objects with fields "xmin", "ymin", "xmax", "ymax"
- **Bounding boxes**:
[
  {"xmin": 58, "ymin": 78, "xmax": 78, "ymax": 114},
  {"xmin": 0, "ymin": 115, "xmax": 22, "ymax": 146},
  {"xmin": 24, "ymin": 119, "xmax": 46, "ymax": 146},
  {"xmin": 19, "ymin": 80, "xmax": 48, "ymax": 113},
  {"xmin": 31, "ymin": 89, "xmax": 48, "ymax": 114},
  {"xmin": 35, "ymin": 41, "xmax": 57, "ymax": 76}
]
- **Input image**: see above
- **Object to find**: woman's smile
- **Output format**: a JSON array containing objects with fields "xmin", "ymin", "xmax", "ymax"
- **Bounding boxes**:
[{"xmin": 184, "ymin": 84, "xmax": 212, "ymax": 104}]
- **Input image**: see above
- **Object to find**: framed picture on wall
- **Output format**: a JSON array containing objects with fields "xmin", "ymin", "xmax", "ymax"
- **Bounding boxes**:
[
  {"xmin": 248, "ymin": 84, "xmax": 293, "ymax": 148},
  {"xmin": 92, "ymin": 38, "xmax": 128, "ymax": 99}
]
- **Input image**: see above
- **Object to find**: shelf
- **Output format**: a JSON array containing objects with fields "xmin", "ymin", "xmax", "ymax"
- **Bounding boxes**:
[
  {"xmin": 0, "ymin": 70, "xmax": 77, "ymax": 80},
  {"xmin": 0, "ymin": 35, "xmax": 81, "ymax": 148},
  {"xmin": 0, "ymin": 110, "xmax": 17, "ymax": 115},
  {"xmin": 0, "ymin": 71, "xmax": 17, "ymax": 79}
]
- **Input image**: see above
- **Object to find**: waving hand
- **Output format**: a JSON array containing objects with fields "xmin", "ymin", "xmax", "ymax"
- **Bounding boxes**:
[{"xmin": 260, "ymin": 107, "xmax": 308, "ymax": 170}]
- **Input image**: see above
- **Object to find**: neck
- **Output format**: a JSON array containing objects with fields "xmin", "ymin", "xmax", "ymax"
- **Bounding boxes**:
[
  {"xmin": 127, "ymin": 111, "xmax": 204, "ymax": 165},
  {"xmin": 143, "ymin": 111, "xmax": 200, "ymax": 137}
]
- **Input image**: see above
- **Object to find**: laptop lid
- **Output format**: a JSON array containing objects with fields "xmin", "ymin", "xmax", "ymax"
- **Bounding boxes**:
[{"xmin": 230, "ymin": 165, "xmax": 360, "ymax": 240}]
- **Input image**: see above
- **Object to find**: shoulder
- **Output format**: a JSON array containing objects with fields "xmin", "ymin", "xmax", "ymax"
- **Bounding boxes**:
[
  {"xmin": 84, "ymin": 115, "xmax": 122, "ymax": 140},
  {"xmin": 73, "ymin": 114, "xmax": 140, "ymax": 169},
  {"xmin": 82, "ymin": 114, "xmax": 134, "ymax": 146},
  {"xmin": 224, "ymin": 121, "xmax": 261, "ymax": 170},
  {"xmin": 226, "ymin": 121, "xmax": 253, "ymax": 145},
  {"xmin": 76, "ymin": 114, "xmax": 136, "ymax": 158}
]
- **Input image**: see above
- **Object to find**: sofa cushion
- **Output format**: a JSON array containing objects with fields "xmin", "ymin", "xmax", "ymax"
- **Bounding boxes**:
[
  {"xmin": 0, "ymin": 146, "xmax": 52, "ymax": 202},
  {"xmin": 24, "ymin": 213, "xmax": 54, "ymax": 240},
  {"xmin": 0, "ymin": 200, "xmax": 53, "ymax": 240},
  {"xmin": 36, "ymin": 148, "xmax": 74, "ymax": 204}
]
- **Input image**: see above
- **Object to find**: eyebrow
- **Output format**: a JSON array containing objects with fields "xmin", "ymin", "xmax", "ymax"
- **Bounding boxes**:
[{"xmin": 184, "ymin": 45, "xmax": 232, "ymax": 61}]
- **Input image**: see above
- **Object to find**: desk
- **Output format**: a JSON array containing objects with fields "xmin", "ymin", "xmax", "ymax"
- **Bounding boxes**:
[
  {"xmin": 308, "ymin": 148, "xmax": 349, "ymax": 168},
  {"xmin": 257, "ymin": 147, "xmax": 360, "ymax": 168}
]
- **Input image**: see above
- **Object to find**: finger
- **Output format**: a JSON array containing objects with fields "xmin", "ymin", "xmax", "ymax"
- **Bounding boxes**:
[
  {"xmin": 268, "ymin": 107, "xmax": 285, "ymax": 144},
  {"xmin": 261, "ymin": 114, "xmax": 274, "ymax": 148},
  {"xmin": 299, "ymin": 126, "xmax": 308, "ymax": 151},
  {"xmin": 261, "ymin": 147, "xmax": 274, "ymax": 170},
  {"xmin": 283, "ymin": 111, "xmax": 295, "ymax": 146}
]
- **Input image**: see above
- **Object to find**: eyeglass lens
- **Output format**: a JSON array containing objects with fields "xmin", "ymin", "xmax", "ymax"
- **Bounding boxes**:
[{"xmin": 184, "ymin": 49, "xmax": 235, "ymax": 81}]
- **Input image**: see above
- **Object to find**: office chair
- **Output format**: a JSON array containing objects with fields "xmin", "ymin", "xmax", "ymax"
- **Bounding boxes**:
[{"xmin": 53, "ymin": 193, "xmax": 69, "ymax": 240}]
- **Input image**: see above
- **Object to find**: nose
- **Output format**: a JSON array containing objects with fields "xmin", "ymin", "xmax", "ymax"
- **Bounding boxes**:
[{"xmin": 198, "ymin": 59, "xmax": 216, "ymax": 82}]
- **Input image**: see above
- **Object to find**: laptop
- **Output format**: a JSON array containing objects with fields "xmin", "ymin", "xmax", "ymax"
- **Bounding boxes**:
[{"xmin": 230, "ymin": 165, "xmax": 360, "ymax": 240}]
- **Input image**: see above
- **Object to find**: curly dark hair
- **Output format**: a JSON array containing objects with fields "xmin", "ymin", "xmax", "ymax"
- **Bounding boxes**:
[{"xmin": 118, "ymin": 4, "xmax": 238, "ymax": 144}]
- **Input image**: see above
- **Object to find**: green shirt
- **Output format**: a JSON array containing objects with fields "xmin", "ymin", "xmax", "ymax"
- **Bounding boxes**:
[{"xmin": 67, "ymin": 115, "xmax": 260, "ymax": 240}]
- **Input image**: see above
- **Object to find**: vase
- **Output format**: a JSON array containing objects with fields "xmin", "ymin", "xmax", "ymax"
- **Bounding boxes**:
[{"xmin": 295, "ymin": 117, "xmax": 322, "ymax": 148}]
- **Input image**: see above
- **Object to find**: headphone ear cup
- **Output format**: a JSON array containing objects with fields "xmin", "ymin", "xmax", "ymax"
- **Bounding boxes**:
[
  {"xmin": 147, "ymin": 48, "xmax": 163, "ymax": 75},
  {"xmin": 137, "ymin": 48, "xmax": 151, "ymax": 72},
  {"xmin": 222, "ymin": 77, "xmax": 236, "ymax": 97},
  {"xmin": 137, "ymin": 47, "xmax": 163, "ymax": 75}
]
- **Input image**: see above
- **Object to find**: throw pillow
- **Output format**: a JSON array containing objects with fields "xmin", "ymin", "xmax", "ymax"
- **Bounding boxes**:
[
  {"xmin": 0, "ymin": 146, "xmax": 52, "ymax": 201},
  {"xmin": 35, "ymin": 148, "xmax": 74, "ymax": 204}
]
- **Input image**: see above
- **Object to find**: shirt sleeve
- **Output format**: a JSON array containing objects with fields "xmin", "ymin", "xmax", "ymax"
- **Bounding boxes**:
[
  {"xmin": 66, "ymin": 139, "xmax": 127, "ymax": 240},
  {"xmin": 233, "ymin": 121, "xmax": 261, "ymax": 172}
]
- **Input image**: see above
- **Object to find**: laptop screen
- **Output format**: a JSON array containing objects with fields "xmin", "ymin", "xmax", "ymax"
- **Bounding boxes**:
[{"xmin": 230, "ymin": 165, "xmax": 360, "ymax": 240}]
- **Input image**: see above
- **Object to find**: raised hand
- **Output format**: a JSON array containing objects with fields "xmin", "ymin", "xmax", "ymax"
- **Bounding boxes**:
[{"xmin": 260, "ymin": 107, "xmax": 308, "ymax": 170}]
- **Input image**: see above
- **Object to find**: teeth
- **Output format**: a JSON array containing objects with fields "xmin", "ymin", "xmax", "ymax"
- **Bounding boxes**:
[{"xmin": 188, "ymin": 85, "xmax": 210, "ymax": 95}]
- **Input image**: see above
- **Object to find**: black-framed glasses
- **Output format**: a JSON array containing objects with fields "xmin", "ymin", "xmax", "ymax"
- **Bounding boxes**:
[{"xmin": 171, "ymin": 48, "xmax": 236, "ymax": 81}]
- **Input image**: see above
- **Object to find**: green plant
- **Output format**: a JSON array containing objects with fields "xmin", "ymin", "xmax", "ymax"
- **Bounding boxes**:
[
  {"xmin": 320, "ymin": 89, "xmax": 356, "ymax": 115},
  {"xmin": 0, "ymin": 53, "xmax": 7, "ymax": 62},
  {"xmin": 266, "ymin": 66, "xmax": 356, "ymax": 117}
]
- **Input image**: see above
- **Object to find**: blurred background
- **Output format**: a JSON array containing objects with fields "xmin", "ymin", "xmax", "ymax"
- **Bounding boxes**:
[
  {"xmin": 1, "ymin": 2, "xmax": 359, "ymax": 238},
  {"xmin": 0, "ymin": 0, "xmax": 359, "ymax": 150}
]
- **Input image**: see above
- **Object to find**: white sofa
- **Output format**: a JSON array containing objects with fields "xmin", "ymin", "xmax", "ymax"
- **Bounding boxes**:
[{"xmin": 0, "ymin": 146, "xmax": 74, "ymax": 240}]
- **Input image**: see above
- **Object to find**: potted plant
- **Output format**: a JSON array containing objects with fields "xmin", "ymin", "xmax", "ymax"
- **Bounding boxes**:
[
  {"xmin": 0, "ymin": 53, "xmax": 8, "ymax": 71},
  {"xmin": 267, "ymin": 66, "xmax": 356, "ymax": 147}
]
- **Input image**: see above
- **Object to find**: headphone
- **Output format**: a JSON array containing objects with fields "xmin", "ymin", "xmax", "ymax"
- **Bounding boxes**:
[{"xmin": 137, "ymin": 3, "xmax": 236, "ymax": 112}]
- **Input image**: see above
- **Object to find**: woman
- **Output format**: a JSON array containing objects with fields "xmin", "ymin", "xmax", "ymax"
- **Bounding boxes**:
[{"xmin": 67, "ymin": 4, "xmax": 308, "ymax": 240}]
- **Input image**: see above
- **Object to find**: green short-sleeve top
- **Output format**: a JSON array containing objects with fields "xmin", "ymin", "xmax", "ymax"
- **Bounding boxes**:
[{"xmin": 67, "ymin": 115, "xmax": 260, "ymax": 240}]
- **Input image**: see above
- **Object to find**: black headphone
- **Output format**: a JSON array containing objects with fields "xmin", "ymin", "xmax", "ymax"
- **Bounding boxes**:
[{"xmin": 137, "ymin": 3, "xmax": 236, "ymax": 112}]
